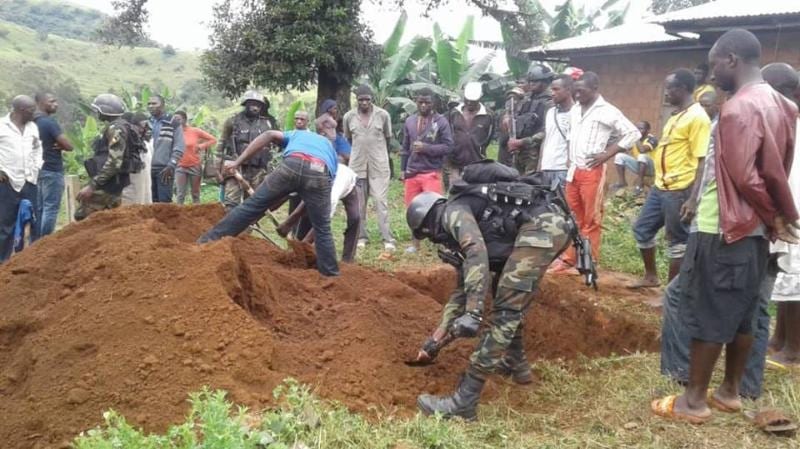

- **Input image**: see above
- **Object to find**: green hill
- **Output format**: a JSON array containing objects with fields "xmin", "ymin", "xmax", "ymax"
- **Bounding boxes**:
[
  {"xmin": 0, "ymin": 0, "xmax": 109, "ymax": 44},
  {"xmin": 0, "ymin": 20, "xmax": 201, "ymax": 95}
]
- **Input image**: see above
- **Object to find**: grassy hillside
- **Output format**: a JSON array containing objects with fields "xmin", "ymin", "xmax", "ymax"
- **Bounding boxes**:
[
  {"xmin": 0, "ymin": 0, "xmax": 108, "ymax": 44},
  {"xmin": 0, "ymin": 21, "xmax": 201, "ymax": 97}
]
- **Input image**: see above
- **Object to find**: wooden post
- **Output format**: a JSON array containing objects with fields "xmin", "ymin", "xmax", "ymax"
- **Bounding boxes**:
[{"xmin": 64, "ymin": 175, "xmax": 81, "ymax": 223}]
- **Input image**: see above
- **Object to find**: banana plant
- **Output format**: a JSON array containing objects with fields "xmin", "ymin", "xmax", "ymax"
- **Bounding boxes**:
[
  {"xmin": 283, "ymin": 100, "xmax": 306, "ymax": 131},
  {"xmin": 63, "ymin": 115, "xmax": 99, "ymax": 177}
]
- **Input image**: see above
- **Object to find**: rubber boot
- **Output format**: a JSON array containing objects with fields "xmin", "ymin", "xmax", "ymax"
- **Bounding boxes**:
[
  {"xmin": 496, "ymin": 334, "xmax": 533, "ymax": 384},
  {"xmin": 417, "ymin": 371, "xmax": 485, "ymax": 421}
]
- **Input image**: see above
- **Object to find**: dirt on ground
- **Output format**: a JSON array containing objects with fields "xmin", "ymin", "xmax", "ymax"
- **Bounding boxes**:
[{"xmin": 0, "ymin": 205, "xmax": 659, "ymax": 448}]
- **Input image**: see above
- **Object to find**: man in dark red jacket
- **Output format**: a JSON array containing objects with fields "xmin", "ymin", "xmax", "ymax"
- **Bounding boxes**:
[{"xmin": 652, "ymin": 29, "xmax": 800, "ymax": 425}]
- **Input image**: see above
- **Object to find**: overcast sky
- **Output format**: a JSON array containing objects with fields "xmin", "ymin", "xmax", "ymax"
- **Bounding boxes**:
[{"xmin": 65, "ymin": 0, "xmax": 653, "ymax": 51}]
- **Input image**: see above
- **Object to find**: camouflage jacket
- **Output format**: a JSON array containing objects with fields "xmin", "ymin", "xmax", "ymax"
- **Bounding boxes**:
[{"xmin": 86, "ymin": 120, "xmax": 130, "ymax": 194}]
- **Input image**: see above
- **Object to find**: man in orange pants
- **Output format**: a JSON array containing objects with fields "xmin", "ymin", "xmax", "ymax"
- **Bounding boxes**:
[{"xmin": 550, "ymin": 71, "xmax": 640, "ymax": 274}]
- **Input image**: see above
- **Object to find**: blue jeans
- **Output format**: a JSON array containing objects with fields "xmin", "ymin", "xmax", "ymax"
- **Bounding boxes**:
[
  {"xmin": 541, "ymin": 170, "xmax": 568, "ymax": 189},
  {"xmin": 32, "ymin": 169, "xmax": 64, "ymax": 241},
  {"xmin": 633, "ymin": 187, "xmax": 690, "ymax": 259},
  {"xmin": 151, "ymin": 168, "xmax": 173, "ymax": 203},
  {"xmin": 660, "ymin": 259, "xmax": 776, "ymax": 398},
  {"xmin": 198, "ymin": 156, "xmax": 339, "ymax": 276},
  {"xmin": 614, "ymin": 152, "xmax": 654, "ymax": 176},
  {"xmin": 1, "ymin": 181, "xmax": 38, "ymax": 262}
]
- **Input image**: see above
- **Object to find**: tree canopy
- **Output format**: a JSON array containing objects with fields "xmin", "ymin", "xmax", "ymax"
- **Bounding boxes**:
[
  {"xmin": 201, "ymin": 0, "xmax": 379, "ymax": 111},
  {"xmin": 650, "ymin": 0, "xmax": 711, "ymax": 15}
]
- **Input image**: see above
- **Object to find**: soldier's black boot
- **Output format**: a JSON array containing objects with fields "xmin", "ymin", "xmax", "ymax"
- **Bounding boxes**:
[
  {"xmin": 496, "ymin": 334, "xmax": 534, "ymax": 384},
  {"xmin": 417, "ymin": 371, "xmax": 485, "ymax": 421},
  {"xmin": 496, "ymin": 353, "xmax": 534, "ymax": 384}
]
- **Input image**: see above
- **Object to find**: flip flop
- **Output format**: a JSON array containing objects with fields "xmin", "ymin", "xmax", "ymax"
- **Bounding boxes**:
[
  {"xmin": 745, "ymin": 409, "xmax": 798, "ymax": 437},
  {"xmin": 626, "ymin": 279, "xmax": 661, "ymax": 289},
  {"xmin": 707, "ymin": 393, "xmax": 742, "ymax": 413},
  {"xmin": 651, "ymin": 395, "xmax": 712, "ymax": 425},
  {"xmin": 766, "ymin": 358, "xmax": 792, "ymax": 371}
]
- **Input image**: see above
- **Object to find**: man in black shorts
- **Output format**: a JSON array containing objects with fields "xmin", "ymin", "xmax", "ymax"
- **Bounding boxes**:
[{"xmin": 651, "ymin": 29, "xmax": 800, "ymax": 424}]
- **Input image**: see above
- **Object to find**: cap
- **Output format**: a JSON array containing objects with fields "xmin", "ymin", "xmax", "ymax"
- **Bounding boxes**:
[{"xmin": 464, "ymin": 82, "xmax": 482, "ymax": 101}]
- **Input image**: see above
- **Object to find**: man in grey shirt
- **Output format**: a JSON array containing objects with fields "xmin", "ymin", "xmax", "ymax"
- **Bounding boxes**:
[{"xmin": 343, "ymin": 85, "xmax": 396, "ymax": 251}]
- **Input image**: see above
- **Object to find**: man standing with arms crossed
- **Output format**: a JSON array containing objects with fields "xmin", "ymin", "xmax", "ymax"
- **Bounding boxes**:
[
  {"xmin": 31, "ymin": 92, "xmax": 72, "ymax": 240},
  {"xmin": 550, "ymin": 72, "xmax": 640, "ymax": 274},
  {"xmin": 343, "ymin": 85, "xmax": 396, "ymax": 252}
]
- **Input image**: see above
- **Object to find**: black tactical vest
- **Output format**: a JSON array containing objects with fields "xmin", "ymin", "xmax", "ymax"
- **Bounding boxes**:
[{"xmin": 230, "ymin": 112, "xmax": 275, "ymax": 168}]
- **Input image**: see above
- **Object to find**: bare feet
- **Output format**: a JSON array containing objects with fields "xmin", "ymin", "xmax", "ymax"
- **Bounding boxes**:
[
  {"xmin": 674, "ymin": 394, "xmax": 712, "ymax": 420},
  {"xmin": 769, "ymin": 351, "xmax": 800, "ymax": 367},
  {"xmin": 627, "ymin": 276, "xmax": 660, "ymax": 289},
  {"xmin": 709, "ymin": 387, "xmax": 742, "ymax": 412}
]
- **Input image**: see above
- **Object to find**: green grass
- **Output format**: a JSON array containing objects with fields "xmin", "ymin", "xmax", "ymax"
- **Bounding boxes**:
[
  {"xmin": 601, "ymin": 192, "xmax": 670, "ymax": 280},
  {"xmin": 74, "ymin": 357, "xmax": 800, "ymax": 449},
  {"xmin": 0, "ymin": 21, "xmax": 201, "ymax": 97}
]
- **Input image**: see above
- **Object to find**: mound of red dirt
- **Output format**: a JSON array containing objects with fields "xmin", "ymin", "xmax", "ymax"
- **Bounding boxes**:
[{"xmin": 0, "ymin": 205, "xmax": 658, "ymax": 448}]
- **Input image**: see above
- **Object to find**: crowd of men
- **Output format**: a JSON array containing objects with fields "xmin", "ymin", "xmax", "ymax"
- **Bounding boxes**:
[{"xmin": 1, "ymin": 27, "xmax": 799, "ymax": 425}]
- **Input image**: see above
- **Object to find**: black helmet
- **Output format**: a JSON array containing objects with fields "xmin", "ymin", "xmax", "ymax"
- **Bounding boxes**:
[
  {"xmin": 406, "ymin": 191, "xmax": 446, "ymax": 239},
  {"xmin": 527, "ymin": 63, "xmax": 554, "ymax": 82},
  {"xmin": 240, "ymin": 90, "xmax": 266, "ymax": 107},
  {"xmin": 90, "ymin": 94, "xmax": 126, "ymax": 117}
]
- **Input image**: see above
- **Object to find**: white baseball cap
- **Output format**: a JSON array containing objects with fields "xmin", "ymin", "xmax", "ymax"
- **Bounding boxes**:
[{"xmin": 464, "ymin": 82, "xmax": 482, "ymax": 101}]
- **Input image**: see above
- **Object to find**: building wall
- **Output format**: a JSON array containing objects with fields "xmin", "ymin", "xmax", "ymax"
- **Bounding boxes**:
[{"xmin": 568, "ymin": 29, "xmax": 800, "ymax": 183}]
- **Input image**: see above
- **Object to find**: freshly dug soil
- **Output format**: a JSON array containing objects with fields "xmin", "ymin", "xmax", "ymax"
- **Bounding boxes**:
[{"xmin": 0, "ymin": 205, "xmax": 658, "ymax": 448}]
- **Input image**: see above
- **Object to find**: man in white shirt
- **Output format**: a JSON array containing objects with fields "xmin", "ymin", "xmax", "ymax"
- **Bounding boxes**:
[
  {"xmin": 550, "ymin": 72, "xmax": 640, "ymax": 274},
  {"xmin": 538, "ymin": 74, "xmax": 574, "ymax": 187},
  {"xmin": 0, "ymin": 95, "xmax": 42, "ymax": 262},
  {"xmin": 277, "ymin": 163, "xmax": 361, "ymax": 262}
]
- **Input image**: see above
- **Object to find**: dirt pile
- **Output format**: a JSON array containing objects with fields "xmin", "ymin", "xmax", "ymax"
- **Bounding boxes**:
[{"xmin": 0, "ymin": 205, "xmax": 658, "ymax": 448}]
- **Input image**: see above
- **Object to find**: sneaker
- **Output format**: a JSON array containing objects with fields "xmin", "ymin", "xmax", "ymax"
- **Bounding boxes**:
[
  {"xmin": 357, "ymin": 239, "xmax": 367, "ymax": 249},
  {"xmin": 384, "ymin": 241, "xmax": 396, "ymax": 251},
  {"xmin": 405, "ymin": 246, "xmax": 418, "ymax": 254}
]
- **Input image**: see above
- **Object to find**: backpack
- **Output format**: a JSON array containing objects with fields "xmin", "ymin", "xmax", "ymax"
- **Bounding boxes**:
[
  {"xmin": 117, "ymin": 120, "xmax": 146, "ymax": 174},
  {"xmin": 449, "ymin": 160, "xmax": 597, "ymax": 288}
]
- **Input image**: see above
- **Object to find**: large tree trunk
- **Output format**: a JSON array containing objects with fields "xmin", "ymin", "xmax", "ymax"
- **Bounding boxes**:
[{"xmin": 316, "ymin": 66, "xmax": 352, "ymax": 119}]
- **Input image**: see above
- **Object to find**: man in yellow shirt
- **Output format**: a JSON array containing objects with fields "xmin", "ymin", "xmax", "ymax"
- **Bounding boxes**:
[
  {"xmin": 612, "ymin": 120, "xmax": 658, "ymax": 195},
  {"xmin": 629, "ymin": 68, "xmax": 711, "ymax": 288},
  {"xmin": 693, "ymin": 63, "xmax": 716, "ymax": 102}
]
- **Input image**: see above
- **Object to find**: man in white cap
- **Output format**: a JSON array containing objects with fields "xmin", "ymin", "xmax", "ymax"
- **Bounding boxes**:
[{"xmin": 444, "ymin": 81, "xmax": 494, "ymax": 184}]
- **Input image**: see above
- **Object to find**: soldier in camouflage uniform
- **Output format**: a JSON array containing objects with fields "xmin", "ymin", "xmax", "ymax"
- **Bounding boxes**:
[
  {"xmin": 219, "ymin": 90, "xmax": 278, "ymax": 210},
  {"xmin": 406, "ymin": 185, "xmax": 572, "ymax": 420},
  {"xmin": 75, "ymin": 94, "xmax": 130, "ymax": 221},
  {"xmin": 508, "ymin": 64, "xmax": 554, "ymax": 175}
]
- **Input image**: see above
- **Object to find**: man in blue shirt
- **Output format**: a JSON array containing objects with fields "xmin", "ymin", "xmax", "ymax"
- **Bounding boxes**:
[
  {"xmin": 32, "ymin": 93, "xmax": 73, "ymax": 241},
  {"xmin": 198, "ymin": 111, "xmax": 339, "ymax": 276}
]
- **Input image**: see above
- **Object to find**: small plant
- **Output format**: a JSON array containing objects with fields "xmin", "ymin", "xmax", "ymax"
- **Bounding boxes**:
[
  {"xmin": 134, "ymin": 56, "xmax": 148, "ymax": 66},
  {"xmin": 41, "ymin": 52, "xmax": 50, "ymax": 61},
  {"xmin": 162, "ymin": 45, "xmax": 177, "ymax": 56},
  {"xmin": 0, "ymin": 28, "xmax": 9, "ymax": 39},
  {"xmin": 36, "ymin": 29, "xmax": 48, "ymax": 41}
]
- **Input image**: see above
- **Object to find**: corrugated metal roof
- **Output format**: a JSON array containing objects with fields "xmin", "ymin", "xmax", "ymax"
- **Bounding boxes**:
[
  {"xmin": 524, "ymin": 23, "xmax": 688, "ymax": 55},
  {"xmin": 653, "ymin": 0, "xmax": 800, "ymax": 24}
]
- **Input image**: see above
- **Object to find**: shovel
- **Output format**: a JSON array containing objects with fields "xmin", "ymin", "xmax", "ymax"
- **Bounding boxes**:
[
  {"xmin": 404, "ymin": 331, "xmax": 457, "ymax": 367},
  {"xmin": 231, "ymin": 169, "xmax": 282, "ymax": 246}
]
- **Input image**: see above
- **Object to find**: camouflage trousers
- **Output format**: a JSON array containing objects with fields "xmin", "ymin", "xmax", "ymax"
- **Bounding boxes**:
[
  {"xmin": 514, "ymin": 144, "xmax": 541, "ymax": 176},
  {"xmin": 437, "ymin": 209, "xmax": 571, "ymax": 379},
  {"xmin": 74, "ymin": 189, "xmax": 122, "ymax": 221},
  {"xmin": 222, "ymin": 165, "xmax": 269, "ymax": 210}
]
